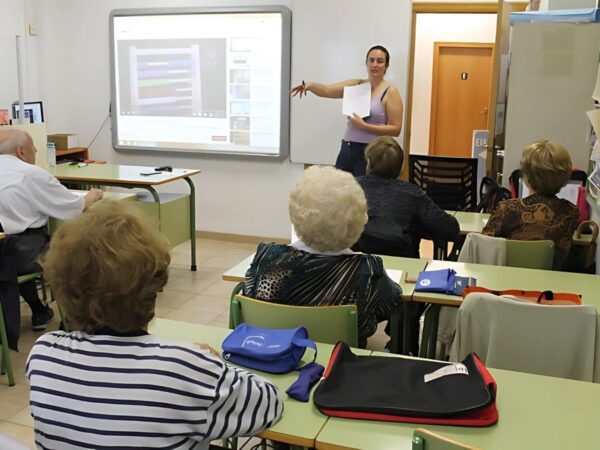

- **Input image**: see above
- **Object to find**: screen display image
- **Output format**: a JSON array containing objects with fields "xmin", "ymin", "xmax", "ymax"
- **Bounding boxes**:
[
  {"xmin": 110, "ymin": 7, "xmax": 291, "ymax": 157},
  {"xmin": 12, "ymin": 101, "xmax": 44, "ymax": 123}
]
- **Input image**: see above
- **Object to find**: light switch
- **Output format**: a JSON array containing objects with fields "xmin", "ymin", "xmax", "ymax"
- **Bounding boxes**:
[{"xmin": 28, "ymin": 24, "xmax": 38, "ymax": 36}]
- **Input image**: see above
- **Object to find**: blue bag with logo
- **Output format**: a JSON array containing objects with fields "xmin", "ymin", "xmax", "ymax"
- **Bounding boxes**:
[
  {"xmin": 415, "ymin": 269, "xmax": 457, "ymax": 294},
  {"xmin": 222, "ymin": 324, "xmax": 317, "ymax": 374}
]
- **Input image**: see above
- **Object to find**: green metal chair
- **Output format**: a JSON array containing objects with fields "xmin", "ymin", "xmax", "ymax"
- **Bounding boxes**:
[
  {"xmin": 412, "ymin": 428, "xmax": 480, "ymax": 450},
  {"xmin": 0, "ymin": 271, "xmax": 47, "ymax": 387},
  {"xmin": 230, "ymin": 294, "xmax": 358, "ymax": 347},
  {"xmin": 420, "ymin": 238, "xmax": 555, "ymax": 359},
  {"xmin": 505, "ymin": 239, "xmax": 555, "ymax": 270}
]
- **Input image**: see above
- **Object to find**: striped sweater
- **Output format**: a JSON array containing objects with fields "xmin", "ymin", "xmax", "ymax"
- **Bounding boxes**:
[{"xmin": 26, "ymin": 330, "xmax": 283, "ymax": 450}]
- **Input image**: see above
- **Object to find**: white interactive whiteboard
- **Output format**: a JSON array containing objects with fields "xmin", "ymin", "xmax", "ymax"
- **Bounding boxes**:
[{"xmin": 109, "ymin": 6, "xmax": 291, "ymax": 158}]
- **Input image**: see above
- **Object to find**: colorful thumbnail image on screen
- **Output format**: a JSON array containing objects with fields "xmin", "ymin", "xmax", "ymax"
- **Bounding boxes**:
[{"xmin": 117, "ymin": 38, "xmax": 226, "ymax": 118}]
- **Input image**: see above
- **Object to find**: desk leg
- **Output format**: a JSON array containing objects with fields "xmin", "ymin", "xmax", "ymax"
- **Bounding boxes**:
[
  {"xmin": 183, "ymin": 177, "xmax": 197, "ymax": 272},
  {"xmin": 402, "ymin": 301, "xmax": 412, "ymax": 355}
]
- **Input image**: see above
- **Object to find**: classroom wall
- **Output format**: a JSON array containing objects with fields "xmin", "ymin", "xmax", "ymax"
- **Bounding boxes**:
[
  {"xmin": 409, "ymin": 13, "xmax": 497, "ymax": 155},
  {"xmin": 11, "ymin": 0, "xmax": 417, "ymax": 240}
]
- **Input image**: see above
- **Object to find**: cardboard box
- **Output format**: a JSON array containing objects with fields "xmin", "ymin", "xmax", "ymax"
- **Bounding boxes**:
[{"xmin": 47, "ymin": 133, "xmax": 79, "ymax": 150}]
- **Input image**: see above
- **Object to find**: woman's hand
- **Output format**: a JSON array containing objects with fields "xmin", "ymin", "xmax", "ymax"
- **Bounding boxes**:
[
  {"xmin": 290, "ymin": 82, "xmax": 308, "ymax": 98},
  {"xmin": 197, "ymin": 343, "xmax": 221, "ymax": 359},
  {"xmin": 349, "ymin": 113, "xmax": 366, "ymax": 129}
]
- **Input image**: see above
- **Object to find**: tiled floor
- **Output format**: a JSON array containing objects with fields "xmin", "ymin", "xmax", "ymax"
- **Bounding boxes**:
[{"xmin": 0, "ymin": 237, "xmax": 435, "ymax": 448}]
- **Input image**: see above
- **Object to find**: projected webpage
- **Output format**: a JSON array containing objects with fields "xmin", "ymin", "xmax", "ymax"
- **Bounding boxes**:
[{"xmin": 112, "ymin": 12, "xmax": 284, "ymax": 155}]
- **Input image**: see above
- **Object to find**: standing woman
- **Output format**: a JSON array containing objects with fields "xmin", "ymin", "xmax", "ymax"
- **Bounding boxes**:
[{"xmin": 290, "ymin": 45, "xmax": 404, "ymax": 176}]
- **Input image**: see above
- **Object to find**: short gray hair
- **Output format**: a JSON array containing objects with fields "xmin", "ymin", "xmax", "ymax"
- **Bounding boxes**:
[
  {"xmin": 0, "ymin": 129, "xmax": 29, "ymax": 155},
  {"xmin": 289, "ymin": 166, "xmax": 367, "ymax": 252}
]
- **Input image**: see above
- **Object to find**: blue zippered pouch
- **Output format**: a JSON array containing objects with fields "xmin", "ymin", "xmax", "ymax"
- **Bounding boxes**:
[{"xmin": 222, "ymin": 324, "xmax": 317, "ymax": 374}]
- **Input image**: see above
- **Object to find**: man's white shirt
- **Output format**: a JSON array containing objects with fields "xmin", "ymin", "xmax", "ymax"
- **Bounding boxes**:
[{"xmin": 0, "ymin": 155, "xmax": 84, "ymax": 233}]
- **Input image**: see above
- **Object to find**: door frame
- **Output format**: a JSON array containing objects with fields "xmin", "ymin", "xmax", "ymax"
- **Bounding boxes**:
[
  {"xmin": 402, "ymin": 1, "xmax": 528, "ymax": 179},
  {"xmin": 428, "ymin": 42, "xmax": 494, "ymax": 156}
]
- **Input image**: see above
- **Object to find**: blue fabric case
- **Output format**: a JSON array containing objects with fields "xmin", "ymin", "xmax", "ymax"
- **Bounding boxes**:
[
  {"xmin": 415, "ymin": 269, "xmax": 457, "ymax": 294},
  {"xmin": 222, "ymin": 324, "xmax": 317, "ymax": 374}
]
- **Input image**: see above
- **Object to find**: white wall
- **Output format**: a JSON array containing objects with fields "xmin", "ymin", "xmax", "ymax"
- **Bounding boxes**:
[
  {"xmin": 409, "ymin": 13, "xmax": 497, "ymax": 155},
  {"xmin": 15, "ymin": 0, "xmax": 415, "ymax": 239},
  {"xmin": 0, "ymin": 1, "xmax": 26, "ymax": 109}
]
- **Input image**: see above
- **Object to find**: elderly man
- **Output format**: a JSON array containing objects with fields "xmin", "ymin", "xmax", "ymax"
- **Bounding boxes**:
[{"xmin": 0, "ymin": 129, "xmax": 102, "ymax": 331}]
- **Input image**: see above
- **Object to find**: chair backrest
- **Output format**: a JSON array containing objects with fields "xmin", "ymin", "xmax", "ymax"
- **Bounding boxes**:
[
  {"xmin": 412, "ymin": 428, "xmax": 480, "ymax": 450},
  {"xmin": 506, "ymin": 239, "xmax": 554, "ymax": 270},
  {"xmin": 409, "ymin": 155, "xmax": 478, "ymax": 211},
  {"xmin": 451, "ymin": 293, "xmax": 598, "ymax": 381},
  {"xmin": 474, "ymin": 177, "xmax": 499, "ymax": 213},
  {"xmin": 231, "ymin": 294, "xmax": 358, "ymax": 347}
]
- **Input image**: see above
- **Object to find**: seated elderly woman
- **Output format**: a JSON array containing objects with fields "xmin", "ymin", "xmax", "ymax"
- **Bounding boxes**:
[
  {"xmin": 28, "ymin": 201, "xmax": 282, "ymax": 449},
  {"xmin": 244, "ymin": 166, "xmax": 401, "ymax": 348},
  {"xmin": 353, "ymin": 136, "xmax": 459, "ymax": 257},
  {"xmin": 482, "ymin": 140, "xmax": 578, "ymax": 270}
]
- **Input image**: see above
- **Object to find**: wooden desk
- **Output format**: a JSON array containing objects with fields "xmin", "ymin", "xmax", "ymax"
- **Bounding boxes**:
[
  {"xmin": 315, "ymin": 351, "xmax": 600, "ymax": 450},
  {"xmin": 49, "ymin": 164, "xmax": 201, "ymax": 271},
  {"xmin": 448, "ymin": 211, "xmax": 490, "ymax": 235},
  {"xmin": 148, "ymin": 318, "xmax": 369, "ymax": 448}
]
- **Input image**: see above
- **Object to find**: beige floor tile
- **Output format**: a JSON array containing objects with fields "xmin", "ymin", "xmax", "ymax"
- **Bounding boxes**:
[
  {"xmin": 156, "ymin": 290, "xmax": 199, "ymax": 309},
  {"xmin": 162, "ymin": 275, "xmax": 216, "ymax": 294},
  {"xmin": 180, "ymin": 294, "xmax": 229, "ymax": 314},
  {"xmin": 163, "ymin": 308, "xmax": 223, "ymax": 325},
  {"xmin": 6, "ymin": 407, "xmax": 34, "ymax": 428},
  {"xmin": 0, "ymin": 421, "xmax": 35, "ymax": 449},
  {"xmin": 201, "ymin": 280, "xmax": 239, "ymax": 297},
  {"xmin": 201, "ymin": 255, "xmax": 247, "ymax": 271}
]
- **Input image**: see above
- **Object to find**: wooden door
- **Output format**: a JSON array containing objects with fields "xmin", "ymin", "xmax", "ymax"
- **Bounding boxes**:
[{"xmin": 429, "ymin": 43, "xmax": 494, "ymax": 157}]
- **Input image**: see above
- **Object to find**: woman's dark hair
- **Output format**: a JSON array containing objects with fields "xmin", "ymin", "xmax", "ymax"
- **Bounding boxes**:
[{"xmin": 366, "ymin": 45, "xmax": 390, "ymax": 67}]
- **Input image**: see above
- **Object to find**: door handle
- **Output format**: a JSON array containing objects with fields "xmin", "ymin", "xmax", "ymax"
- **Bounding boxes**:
[{"xmin": 480, "ymin": 107, "xmax": 488, "ymax": 114}]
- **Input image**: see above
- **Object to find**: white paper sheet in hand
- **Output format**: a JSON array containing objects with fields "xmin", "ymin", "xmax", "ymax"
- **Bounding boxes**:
[{"xmin": 342, "ymin": 83, "xmax": 371, "ymax": 118}]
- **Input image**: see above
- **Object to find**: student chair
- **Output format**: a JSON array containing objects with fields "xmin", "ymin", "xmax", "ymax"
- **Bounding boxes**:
[
  {"xmin": 230, "ymin": 294, "xmax": 358, "ymax": 347},
  {"xmin": 412, "ymin": 428, "xmax": 481, "ymax": 450},
  {"xmin": 0, "ymin": 232, "xmax": 48, "ymax": 386},
  {"xmin": 451, "ymin": 293, "xmax": 598, "ymax": 381},
  {"xmin": 505, "ymin": 239, "xmax": 554, "ymax": 270},
  {"xmin": 409, "ymin": 155, "xmax": 478, "ymax": 212}
]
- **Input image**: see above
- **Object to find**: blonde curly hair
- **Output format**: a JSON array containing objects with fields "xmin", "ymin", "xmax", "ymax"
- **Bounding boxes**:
[
  {"xmin": 521, "ymin": 140, "xmax": 572, "ymax": 196},
  {"xmin": 289, "ymin": 166, "xmax": 367, "ymax": 252},
  {"xmin": 41, "ymin": 200, "xmax": 170, "ymax": 333}
]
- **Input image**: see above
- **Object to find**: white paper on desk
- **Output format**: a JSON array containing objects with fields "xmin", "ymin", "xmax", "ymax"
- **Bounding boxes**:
[
  {"xmin": 593, "ymin": 62, "xmax": 600, "ymax": 102},
  {"xmin": 342, "ymin": 83, "xmax": 371, "ymax": 118},
  {"xmin": 586, "ymin": 109, "xmax": 600, "ymax": 137},
  {"xmin": 385, "ymin": 269, "xmax": 404, "ymax": 284}
]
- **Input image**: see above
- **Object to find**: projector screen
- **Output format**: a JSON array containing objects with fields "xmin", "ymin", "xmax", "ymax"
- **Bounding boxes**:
[{"xmin": 109, "ymin": 6, "xmax": 291, "ymax": 158}]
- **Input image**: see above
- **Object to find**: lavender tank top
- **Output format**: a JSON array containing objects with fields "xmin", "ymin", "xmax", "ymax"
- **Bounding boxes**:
[{"xmin": 343, "ymin": 86, "xmax": 389, "ymax": 144}]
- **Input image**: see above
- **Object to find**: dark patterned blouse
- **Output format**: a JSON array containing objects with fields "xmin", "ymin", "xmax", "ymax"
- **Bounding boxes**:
[
  {"xmin": 482, "ymin": 194, "xmax": 578, "ymax": 270},
  {"xmin": 244, "ymin": 242, "xmax": 402, "ymax": 344}
]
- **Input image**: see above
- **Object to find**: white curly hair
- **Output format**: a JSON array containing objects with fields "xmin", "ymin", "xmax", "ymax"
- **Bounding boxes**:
[{"xmin": 289, "ymin": 166, "xmax": 367, "ymax": 252}]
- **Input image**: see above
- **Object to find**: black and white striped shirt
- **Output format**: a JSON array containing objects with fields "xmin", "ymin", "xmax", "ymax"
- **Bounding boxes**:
[{"xmin": 26, "ymin": 330, "xmax": 283, "ymax": 450}]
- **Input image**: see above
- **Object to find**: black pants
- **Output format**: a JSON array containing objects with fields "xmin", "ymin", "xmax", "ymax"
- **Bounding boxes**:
[
  {"xmin": 335, "ymin": 140, "xmax": 368, "ymax": 176},
  {"xmin": 13, "ymin": 230, "xmax": 49, "ymax": 314}
]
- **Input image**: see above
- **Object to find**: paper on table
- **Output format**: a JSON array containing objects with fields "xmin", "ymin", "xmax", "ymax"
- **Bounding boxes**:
[
  {"xmin": 342, "ymin": 83, "xmax": 371, "ymax": 118},
  {"xmin": 593, "ymin": 62, "xmax": 600, "ymax": 102},
  {"xmin": 385, "ymin": 269, "xmax": 404, "ymax": 284},
  {"xmin": 586, "ymin": 109, "xmax": 600, "ymax": 136}
]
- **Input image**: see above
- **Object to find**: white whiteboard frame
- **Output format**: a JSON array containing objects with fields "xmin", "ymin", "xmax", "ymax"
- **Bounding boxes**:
[{"xmin": 109, "ymin": 5, "xmax": 291, "ymax": 159}]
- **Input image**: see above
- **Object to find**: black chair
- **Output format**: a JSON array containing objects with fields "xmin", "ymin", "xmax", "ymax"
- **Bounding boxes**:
[
  {"xmin": 474, "ymin": 177, "xmax": 499, "ymax": 213},
  {"xmin": 409, "ymin": 155, "xmax": 478, "ymax": 212}
]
